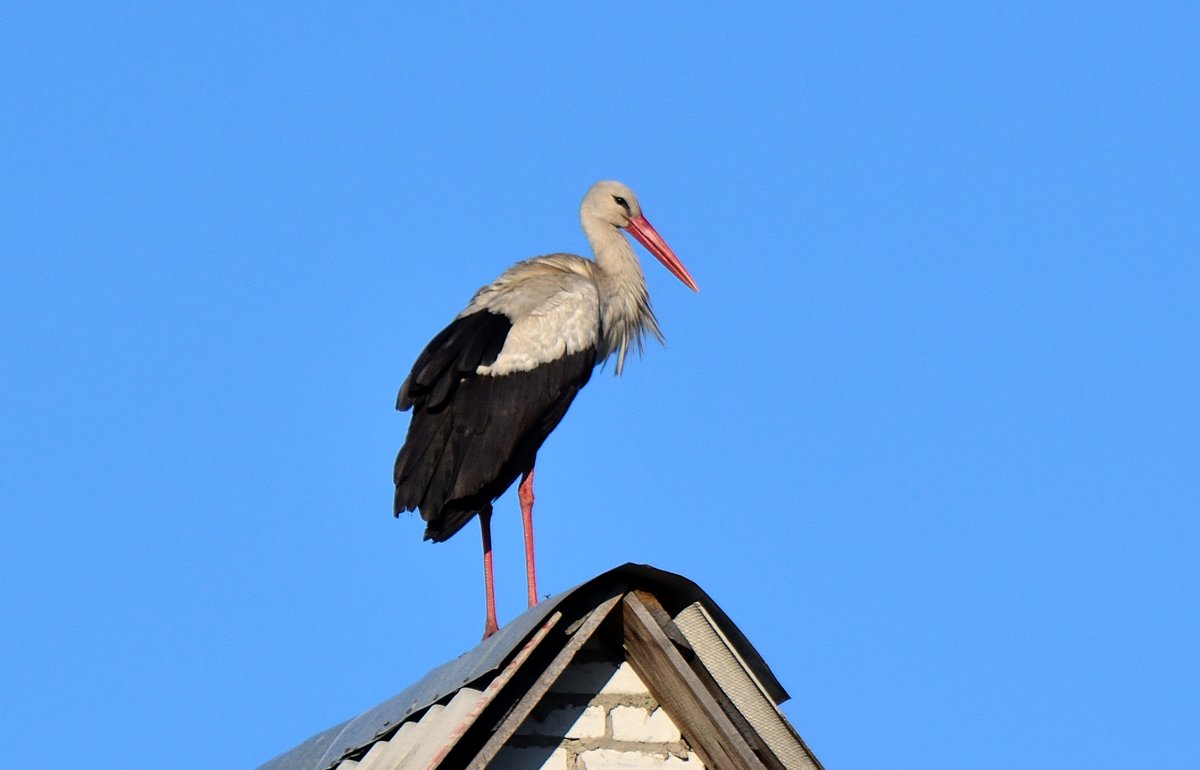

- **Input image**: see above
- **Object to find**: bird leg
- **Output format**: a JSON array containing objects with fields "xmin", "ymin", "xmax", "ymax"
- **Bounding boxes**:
[
  {"xmin": 479, "ymin": 505, "xmax": 499, "ymax": 639},
  {"xmin": 519, "ymin": 468, "xmax": 538, "ymax": 607}
]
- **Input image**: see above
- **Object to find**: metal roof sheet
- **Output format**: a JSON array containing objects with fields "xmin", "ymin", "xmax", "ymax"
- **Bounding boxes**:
[{"xmin": 338, "ymin": 687, "xmax": 485, "ymax": 770}]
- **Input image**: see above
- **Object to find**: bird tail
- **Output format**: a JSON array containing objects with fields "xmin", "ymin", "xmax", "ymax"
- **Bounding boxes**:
[
  {"xmin": 394, "ymin": 404, "xmax": 489, "ymax": 543},
  {"xmin": 420, "ymin": 506, "xmax": 480, "ymax": 543}
]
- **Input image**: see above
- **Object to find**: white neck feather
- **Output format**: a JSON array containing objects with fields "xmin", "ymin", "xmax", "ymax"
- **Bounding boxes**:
[{"xmin": 583, "ymin": 218, "xmax": 663, "ymax": 375}]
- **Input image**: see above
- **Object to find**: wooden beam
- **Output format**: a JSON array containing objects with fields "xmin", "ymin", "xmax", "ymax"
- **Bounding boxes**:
[
  {"xmin": 631, "ymin": 589, "xmax": 692, "ymax": 651},
  {"xmin": 622, "ymin": 592, "xmax": 770, "ymax": 770},
  {"xmin": 463, "ymin": 592, "xmax": 624, "ymax": 770},
  {"xmin": 630, "ymin": 591, "xmax": 788, "ymax": 768}
]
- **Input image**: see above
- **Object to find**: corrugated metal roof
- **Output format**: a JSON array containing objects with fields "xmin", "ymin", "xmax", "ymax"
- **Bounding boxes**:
[
  {"xmin": 257, "ymin": 563, "xmax": 793, "ymax": 770},
  {"xmin": 338, "ymin": 687, "xmax": 484, "ymax": 769},
  {"xmin": 256, "ymin": 593, "xmax": 563, "ymax": 770}
]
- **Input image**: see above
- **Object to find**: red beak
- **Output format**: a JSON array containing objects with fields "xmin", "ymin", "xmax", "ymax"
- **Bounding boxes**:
[{"xmin": 626, "ymin": 214, "xmax": 700, "ymax": 292}]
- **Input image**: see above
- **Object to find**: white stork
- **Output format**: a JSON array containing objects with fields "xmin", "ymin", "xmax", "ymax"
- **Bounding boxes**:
[{"xmin": 393, "ymin": 180, "xmax": 698, "ymax": 638}]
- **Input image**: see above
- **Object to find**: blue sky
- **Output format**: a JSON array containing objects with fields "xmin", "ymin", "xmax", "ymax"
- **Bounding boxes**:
[{"xmin": 2, "ymin": 3, "xmax": 1196, "ymax": 768}]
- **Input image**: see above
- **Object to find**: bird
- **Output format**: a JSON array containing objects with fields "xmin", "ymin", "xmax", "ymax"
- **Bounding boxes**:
[{"xmin": 393, "ymin": 180, "xmax": 698, "ymax": 638}]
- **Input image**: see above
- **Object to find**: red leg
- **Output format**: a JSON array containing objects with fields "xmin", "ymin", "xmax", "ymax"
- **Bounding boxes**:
[
  {"xmin": 479, "ymin": 506, "xmax": 499, "ymax": 639},
  {"xmin": 519, "ymin": 467, "xmax": 538, "ymax": 607}
]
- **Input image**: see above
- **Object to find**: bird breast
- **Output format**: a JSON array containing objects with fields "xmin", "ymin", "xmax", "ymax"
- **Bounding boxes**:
[{"xmin": 467, "ymin": 255, "xmax": 602, "ymax": 376}]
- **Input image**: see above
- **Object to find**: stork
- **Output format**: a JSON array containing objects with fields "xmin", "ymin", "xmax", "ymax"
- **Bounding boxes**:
[{"xmin": 393, "ymin": 180, "xmax": 698, "ymax": 638}]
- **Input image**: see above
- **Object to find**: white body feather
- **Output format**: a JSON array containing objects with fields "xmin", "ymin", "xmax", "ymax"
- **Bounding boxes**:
[{"xmin": 465, "ymin": 255, "xmax": 601, "ymax": 376}]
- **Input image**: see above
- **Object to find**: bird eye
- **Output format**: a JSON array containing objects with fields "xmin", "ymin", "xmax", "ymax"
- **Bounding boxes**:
[{"xmin": 612, "ymin": 195, "xmax": 630, "ymax": 212}]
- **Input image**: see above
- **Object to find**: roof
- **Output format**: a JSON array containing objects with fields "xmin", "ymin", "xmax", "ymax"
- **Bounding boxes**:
[{"xmin": 257, "ymin": 563, "xmax": 822, "ymax": 770}]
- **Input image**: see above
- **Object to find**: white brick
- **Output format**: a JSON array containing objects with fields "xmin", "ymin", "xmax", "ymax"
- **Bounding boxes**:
[
  {"xmin": 490, "ymin": 745, "xmax": 571, "ymax": 770},
  {"xmin": 578, "ymin": 748, "xmax": 701, "ymax": 768},
  {"xmin": 610, "ymin": 705, "xmax": 682, "ymax": 743},
  {"xmin": 518, "ymin": 703, "xmax": 606, "ymax": 739},
  {"xmin": 597, "ymin": 661, "xmax": 651, "ymax": 696},
  {"xmin": 566, "ymin": 704, "xmax": 607, "ymax": 739}
]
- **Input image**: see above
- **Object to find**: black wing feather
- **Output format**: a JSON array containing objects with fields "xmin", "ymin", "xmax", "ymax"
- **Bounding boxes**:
[{"xmin": 396, "ymin": 311, "xmax": 512, "ymax": 412}]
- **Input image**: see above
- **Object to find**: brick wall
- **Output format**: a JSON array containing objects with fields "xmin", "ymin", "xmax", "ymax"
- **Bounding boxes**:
[{"xmin": 492, "ymin": 642, "xmax": 705, "ymax": 769}]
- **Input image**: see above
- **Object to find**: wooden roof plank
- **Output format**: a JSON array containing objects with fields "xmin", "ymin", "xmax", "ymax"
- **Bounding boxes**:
[
  {"xmin": 622, "ymin": 592, "xmax": 770, "ymax": 770},
  {"xmin": 631, "ymin": 592, "xmax": 790, "ymax": 770},
  {"xmin": 464, "ymin": 592, "xmax": 624, "ymax": 770}
]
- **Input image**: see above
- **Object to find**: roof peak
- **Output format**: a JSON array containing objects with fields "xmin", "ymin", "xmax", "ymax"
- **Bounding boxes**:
[{"xmin": 257, "ymin": 563, "xmax": 819, "ymax": 770}]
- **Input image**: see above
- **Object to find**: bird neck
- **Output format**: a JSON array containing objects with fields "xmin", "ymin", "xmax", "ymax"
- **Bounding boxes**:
[{"xmin": 585, "ymin": 221, "xmax": 663, "ymax": 375}]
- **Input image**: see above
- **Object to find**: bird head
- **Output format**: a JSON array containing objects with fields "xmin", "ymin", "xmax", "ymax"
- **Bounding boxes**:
[{"xmin": 581, "ymin": 180, "xmax": 700, "ymax": 292}]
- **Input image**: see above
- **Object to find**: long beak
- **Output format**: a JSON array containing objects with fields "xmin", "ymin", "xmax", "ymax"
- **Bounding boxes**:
[{"xmin": 626, "ymin": 214, "xmax": 700, "ymax": 292}]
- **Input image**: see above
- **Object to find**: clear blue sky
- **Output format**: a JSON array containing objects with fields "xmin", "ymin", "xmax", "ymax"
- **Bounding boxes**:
[{"xmin": 2, "ymin": 3, "xmax": 1196, "ymax": 768}]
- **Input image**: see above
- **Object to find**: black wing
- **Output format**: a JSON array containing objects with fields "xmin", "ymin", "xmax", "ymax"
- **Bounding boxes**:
[
  {"xmin": 393, "ymin": 309, "xmax": 596, "ymax": 541},
  {"xmin": 396, "ymin": 310, "xmax": 512, "ymax": 412}
]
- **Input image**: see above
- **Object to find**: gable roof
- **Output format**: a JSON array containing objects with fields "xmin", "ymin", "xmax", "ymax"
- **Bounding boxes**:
[{"xmin": 258, "ymin": 563, "xmax": 822, "ymax": 770}]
